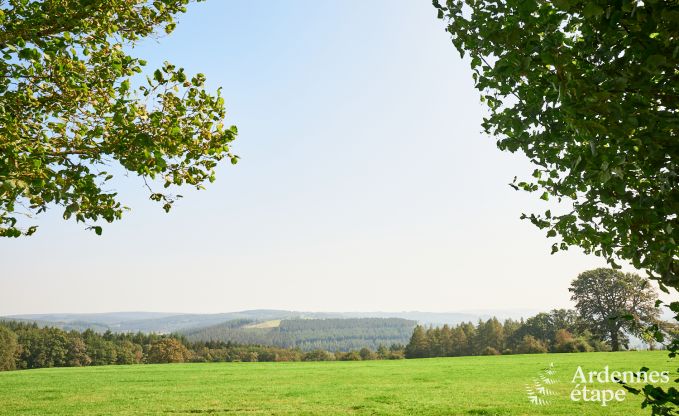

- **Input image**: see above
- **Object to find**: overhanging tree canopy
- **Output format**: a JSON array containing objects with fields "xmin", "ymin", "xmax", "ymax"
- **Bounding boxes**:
[
  {"xmin": 0, "ymin": 0, "xmax": 238, "ymax": 236},
  {"xmin": 433, "ymin": 0, "xmax": 678, "ymax": 288}
]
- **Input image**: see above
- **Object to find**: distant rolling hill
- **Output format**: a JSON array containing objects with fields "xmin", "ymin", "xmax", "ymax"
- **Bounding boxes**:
[
  {"xmin": 2, "ymin": 309, "xmax": 533, "ymax": 335},
  {"xmin": 4, "ymin": 310, "xmax": 299, "ymax": 332},
  {"xmin": 4, "ymin": 312, "xmax": 178, "ymax": 325},
  {"xmin": 181, "ymin": 317, "xmax": 417, "ymax": 352}
]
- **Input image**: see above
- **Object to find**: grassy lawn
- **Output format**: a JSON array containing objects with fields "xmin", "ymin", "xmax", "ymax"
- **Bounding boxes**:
[{"xmin": 0, "ymin": 351, "xmax": 675, "ymax": 415}]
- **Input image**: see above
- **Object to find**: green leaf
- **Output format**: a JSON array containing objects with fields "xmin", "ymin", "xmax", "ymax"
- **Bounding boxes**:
[
  {"xmin": 646, "ymin": 55, "xmax": 666, "ymax": 68},
  {"xmin": 583, "ymin": 3, "xmax": 605, "ymax": 19}
]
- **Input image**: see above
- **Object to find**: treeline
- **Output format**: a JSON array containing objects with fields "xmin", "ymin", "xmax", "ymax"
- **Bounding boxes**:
[
  {"xmin": 182, "ymin": 318, "xmax": 416, "ymax": 352},
  {"xmin": 0, "ymin": 321, "xmax": 405, "ymax": 371},
  {"xmin": 405, "ymin": 309, "xmax": 612, "ymax": 358},
  {"xmin": 2, "ymin": 309, "xmax": 651, "ymax": 371}
]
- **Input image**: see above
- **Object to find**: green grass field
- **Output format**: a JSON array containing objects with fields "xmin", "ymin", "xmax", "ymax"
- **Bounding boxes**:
[{"xmin": 0, "ymin": 351, "xmax": 675, "ymax": 415}]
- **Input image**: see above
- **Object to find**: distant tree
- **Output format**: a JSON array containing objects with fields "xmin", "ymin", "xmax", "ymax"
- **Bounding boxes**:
[
  {"xmin": 303, "ymin": 350, "xmax": 335, "ymax": 362},
  {"xmin": 83, "ymin": 331, "xmax": 117, "ymax": 366},
  {"xmin": 439, "ymin": 325, "xmax": 453, "ymax": 356},
  {"xmin": 646, "ymin": 321, "xmax": 679, "ymax": 352},
  {"xmin": 240, "ymin": 351, "xmax": 258, "ymax": 362},
  {"xmin": 405, "ymin": 326, "xmax": 429, "ymax": 358},
  {"xmin": 376, "ymin": 345, "xmax": 389, "ymax": 360},
  {"xmin": 554, "ymin": 329, "xmax": 574, "ymax": 351},
  {"xmin": 449, "ymin": 326, "xmax": 468, "ymax": 356},
  {"xmin": 474, "ymin": 318, "xmax": 505, "ymax": 353},
  {"xmin": 15, "ymin": 326, "xmax": 69, "ymax": 368},
  {"xmin": 554, "ymin": 329, "xmax": 592, "ymax": 354},
  {"xmin": 0, "ymin": 326, "xmax": 18, "ymax": 371},
  {"xmin": 147, "ymin": 338, "xmax": 190, "ymax": 364},
  {"xmin": 0, "ymin": 0, "xmax": 239, "ymax": 237},
  {"xmin": 115, "ymin": 340, "xmax": 143, "ymax": 365},
  {"xmin": 479, "ymin": 346, "xmax": 500, "ymax": 356},
  {"xmin": 511, "ymin": 309, "xmax": 581, "ymax": 350},
  {"xmin": 359, "ymin": 347, "xmax": 375, "ymax": 361},
  {"xmin": 388, "ymin": 344, "xmax": 406, "ymax": 360},
  {"xmin": 517, "ymin": 336, "xmax": 548, "ymax": 354},
  {"xmin": 548, "ymin": 309, "xmax": 582, "ymax": 334},
  {"xmin": 337, "ymin": 351, "xmax": 361, "ymax": 361},
  {"xmin": 501, "ymin": 319, "xmax": 522, "ymax": 352},
  {"xmin": 65, "ymin": 335, "xmax": 91, "ymax": 367},
  {"xmin": 459, "ymin": 322, "xmax": 477, "ymax": 355},
  {"xmin": 570, "ymin": 269, "xmax": 660, "ymax": 351},
  {"xmin": 513, "ymin": 313, "xmax": 552, "ymax": 347}
]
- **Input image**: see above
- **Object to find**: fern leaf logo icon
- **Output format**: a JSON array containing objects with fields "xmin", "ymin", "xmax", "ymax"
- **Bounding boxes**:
[{"xmin": 526, "ymin": 363, "xmax": 558, "ymax": 406}]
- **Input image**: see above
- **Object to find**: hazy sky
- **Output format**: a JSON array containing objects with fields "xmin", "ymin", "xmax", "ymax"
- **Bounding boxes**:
[{"xmin": 1, "ymin": 0, "xmax": 668, "ymax": 315}]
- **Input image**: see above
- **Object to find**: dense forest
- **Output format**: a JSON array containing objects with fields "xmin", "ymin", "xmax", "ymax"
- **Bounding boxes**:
[
  {"xmin": 2, "ymin": 307, "xmax": 670, "ymax": 372},
  {"xmin": 0, "ymin": 321, "xmax": 406, "ymax": 371},
  {"xmin": 404, "ymin": 309, "xmax": 637, "ymax": 358},
  {"xmin": 182, "ymin": 318, "xmax": 416, "ymax": 352}
]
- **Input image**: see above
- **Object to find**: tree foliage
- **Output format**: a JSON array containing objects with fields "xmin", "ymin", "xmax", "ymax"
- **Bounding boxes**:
[
  {"xmin": 516, "ymin": 335, "xmax": 548, "ymax": 354},
  {"xmin": 0, "ymin": 325, "xmax": 17, "ymax": 370},
  {"xmin": 0, "ymin": 321, "xmax": 404, "ymax": 371},
  {"xmin": 404, "ymin": 310, "xmax": 610, "ymax": 359},
  {"xmin": 146, "ymin": 338, "xmax": 189, "ymax": 364},
  {"xmin": 432, "ymin": 0, "xmax": 678, "ymax": 287},
  {"xmin": 0, "ymin": 0, "xmax": 238, "ymax": 237}
]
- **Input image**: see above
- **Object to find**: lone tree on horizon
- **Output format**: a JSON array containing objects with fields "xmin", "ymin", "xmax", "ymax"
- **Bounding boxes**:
[{"xmin": 569, "ymin": 268, "xmax": 660, "ymax": 352}]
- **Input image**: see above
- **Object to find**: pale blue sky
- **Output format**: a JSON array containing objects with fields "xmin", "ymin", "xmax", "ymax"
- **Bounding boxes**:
[{"xmin": 0, "ymin": 0, "xmax": 640, "ymax": 314}]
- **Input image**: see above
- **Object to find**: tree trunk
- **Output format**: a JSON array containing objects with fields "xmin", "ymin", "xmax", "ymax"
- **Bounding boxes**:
[{"xmin": 611, "ymin": 330, "xmax": 620, "ymax": 351}]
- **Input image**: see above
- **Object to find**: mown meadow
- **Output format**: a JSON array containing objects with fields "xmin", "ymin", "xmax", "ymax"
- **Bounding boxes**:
[{"xmin": 0, "ymin": 351, "xmax": 675, "ymax": 415}]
